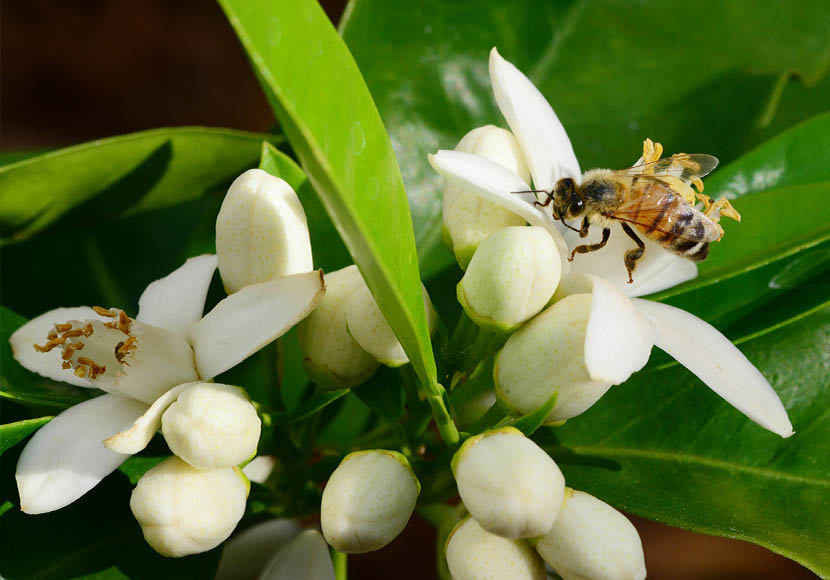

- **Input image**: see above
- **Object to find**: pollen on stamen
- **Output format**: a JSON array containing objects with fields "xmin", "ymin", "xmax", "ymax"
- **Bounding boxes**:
[
  {"xmin": 55, "ymin": 323, "xmax": 73, "ymax": 333},
  {"xmin": 33, "ymin": 337, "xmax": 66, "ymax": 353},
  {"xmin": 62, "ymin": 361, "xmax": 71, "ymax": 370},
  {"xmin": 74, "ymin": 366, "xmax": 87, "ymax": 378},
  {"xmin": 93, "ymin": 306, "xmax": 117, "ymax": 318},
  {"xmin": 60, "ymin": 328, "xmax": 84, "ymax": 339}
]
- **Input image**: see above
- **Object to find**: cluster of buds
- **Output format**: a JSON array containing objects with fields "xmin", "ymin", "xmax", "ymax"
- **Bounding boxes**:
[
  {"xmin": 298, "ymin": 264, "xmax": 437, "ymax": 389},
  {"xmin": 447, "ymin": 428, "xmax": 646, "ymax": 580}
]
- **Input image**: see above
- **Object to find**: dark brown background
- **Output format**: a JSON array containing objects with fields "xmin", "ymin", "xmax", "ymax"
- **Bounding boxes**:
[{"xmin": 1, "ymin": 1, "xmax": 818, "ymax": 578}]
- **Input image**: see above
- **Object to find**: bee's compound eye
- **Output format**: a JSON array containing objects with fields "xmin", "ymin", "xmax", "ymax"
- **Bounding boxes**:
[{"xmin": 568, "ymin": 197, "xmax": 584, "ymax": 217}]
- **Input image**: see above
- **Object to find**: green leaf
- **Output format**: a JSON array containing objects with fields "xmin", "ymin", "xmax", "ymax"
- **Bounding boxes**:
[
  {"xmin": 341, "ymin": 0, "xmax": 830, "ymax": 277},
  {"xmin": 0, "ymin": 417, "xmax": 51, "ymax": 455},
  {"xmin": 288, "ymin": 389, "xmax": 350, "ymax": 424},
  {"xmin": 1, "ymin": 306, "xmax": 100, "ymax": 408},
  {"xmin": 540, "ymin": 306, "xmax": 830, "ymax": 576},
  {"xmin": 509, "ymin": 391, "xmax": 558, "ymax": 437},
  {"xmin": 220, "ymin": 0, "xmax": 458, "ymax": 444},
  {"xmin": 0, "ymin": 127, "xmax": 280, "ymax": 243}
]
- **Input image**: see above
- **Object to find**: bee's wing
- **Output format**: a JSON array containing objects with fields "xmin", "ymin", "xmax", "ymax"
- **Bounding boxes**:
[{"xmin": 615, "ymin": 154, "xmax": 719, "ymax": 185}]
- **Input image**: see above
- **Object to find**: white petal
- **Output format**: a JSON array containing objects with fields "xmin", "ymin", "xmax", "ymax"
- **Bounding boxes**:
[
  {"xmin": 216, "ymin": 519, "xmax": 301, "ymax": 580},
  {"xmin": 489, "ymin": 47, "xmax": 580, "ymax": 190},
  {"xmin": 190, "ymin": 270, "xmax": 326, "ymax": 380},
  {"xmin": 633, "ymin": 299, "xmax": 794, "ymax": 437},
  {"xmin": 429, "ymin": 150, "xmax": 570, "ymax": 273},
  {"xmin": 16, "ymin": 393, "xmax": 149, "ymax": 514},
  {"xmin": 136, "ymin": 254, "xmax": 218, "ymax": 338},
  {"xmin": 9, "ymin": 306, "xmax": 110, "ymax": 388},
  {"xmin": 242, "ymin": 455, "xmax": 277, "ymax": 484},
  {"xmin": 556, "ymin": 274, "xmax": 656, "ymax": 383},
  {"xmin": 563, "ymin": 223, "xmax": 698, "ymax": 297},
  {"xmin": 260, "ymin": 530, "xmax": 335, "ymax": 580},
  {"xmin": 103, "ymin": 382, "xmax": 195, "ymax": 454}
]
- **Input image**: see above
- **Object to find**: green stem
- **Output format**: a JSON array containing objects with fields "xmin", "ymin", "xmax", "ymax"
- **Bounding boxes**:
[{"xmin": 332, "ymin": 549, "xmax": 347, "ymax": 580}]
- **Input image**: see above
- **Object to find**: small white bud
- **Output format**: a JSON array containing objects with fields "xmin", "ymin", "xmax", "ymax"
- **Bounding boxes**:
[
  {"xmin": 297, "ymin": 265, "xmax": 379, "ymax": 389},
  {"xmin": 130, "ymin": 457, "xmax": 249, "ymax": 557},
  {"xmin": 161, "ymin": 383, "xmax": 261, "ymax": 470},
  {"xmin": 346, "ymin": 278, "xmax": 437, "ymax": 367},
  {"xmin": 457, "ymin": 226, "xmax": 561, "ymax": 333},
  {"xmin": 446, "ymin": 516, "xmax": 546, "ymax": 580},
  {"xmin": 535, "ymin": 488, "xmax": 646, "ymax": 580},
  {"xmin": 320, "ymin": 450, "xmax": 420, "ymax": 553},
  {"xmin": 494, "ymin": 294, "xmax": 613, "ymax": 423},
  {"xmin": 443, "ymin": 125, "xmax": 530, "ymax": 269},
  {"xmin": 451, "ymin": 427, "xmax": 564, "ymax": 538},
  {"xmin": 216, "ymin": 169, "xmax": 313, "ymax": 293}
]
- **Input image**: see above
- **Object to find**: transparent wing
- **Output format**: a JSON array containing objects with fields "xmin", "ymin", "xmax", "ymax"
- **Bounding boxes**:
[{"xmin": 616, "ymin": 153, "xmax": 719, "ymax": 185}]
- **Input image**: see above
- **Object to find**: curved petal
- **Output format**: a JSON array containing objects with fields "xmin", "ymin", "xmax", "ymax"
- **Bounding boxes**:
[
  {"xmin": 489, "ymin": 47, "xmax": 581, "ymax": 191},
  {"xmin": 9, "ymin": 306, "xmax": 110, "ymax": 388},
  {"xmin": 136, "ymin": 254, "xmax": 218, "ymax": 338},
  {"xmin": 429, "ymin": 150, "xmax": 570, "ymax": 273},
  {"xmin": 190, "ymin": 270, "xmax": 326, "ymax": 380},
  {"xmin": 555, "ymin": 274, "xmax": 656, "ymax": 384},
  {"xmin": 216, "ymin": 519, "xmax": 301, "ymax": 580},
  {"xmin": 634, "ymin": 299, "xmax": 794, "ymax": 438},
  {"xmin": 16, "ymin": 394, "xmax": 149, "ymax": 514},
  {"xmin": 562, "ymin": 223, "xmax": 698, "ymax": 297},
  {"xmin": 103, "ymin": 382, "xmax": 196, "ymax": 454},
  {"xmin": 260, "ymin": 530, "xmax": 335, "ymax": 580}
]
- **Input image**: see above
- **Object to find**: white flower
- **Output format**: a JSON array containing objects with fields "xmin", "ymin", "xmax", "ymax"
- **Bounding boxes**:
[
  {"xmin": 430, "ymin": 48, "xmax": 793, "ymax": 438},
  {"xmin": 320, "ymin": 449, "xmax": 420, "ymax": 553},
  {"xmin": 260, "ymin": 530, "xmax": 336, "ymax": 580},
  {"xmin": 11, "ymin": 255, "xmax": 325, "ymax": 514},
  {"xmin": 451, "ymin": 427, "xmax": 565, "ymax": 539},
  {"xmin": 445, "ymin": 516, "xmax": 546, "ymax": 580},
  {"xmin": 534, "ymin": 488, "xmax": 646, "ymax": 580},
  {"xmin": 129, "ymin": 456, "xmax": 249, "ymax": 558}
]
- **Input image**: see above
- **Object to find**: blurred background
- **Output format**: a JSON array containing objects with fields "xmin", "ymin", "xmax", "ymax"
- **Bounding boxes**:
[{"xmin": 1, "ymin": 1, "xmax": 820, "ymax": 578}]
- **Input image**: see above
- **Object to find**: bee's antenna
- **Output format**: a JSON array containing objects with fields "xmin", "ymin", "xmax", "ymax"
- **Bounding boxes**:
[{"xmin": 511, "ymin": 189, "xmax": 548, "ymax": 195}]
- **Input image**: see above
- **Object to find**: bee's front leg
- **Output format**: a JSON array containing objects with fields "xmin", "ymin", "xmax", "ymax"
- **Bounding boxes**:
[
  {"xmin": 620, "ymin": 223, "xmax": 645, "ymax": 283},
  {"xmin": 579, "ymin": 216, "xmax": 590, "ymax": 238},
  {"xmin": 569, "ymin": 227, "xmax": 610, "ymax": 262}
]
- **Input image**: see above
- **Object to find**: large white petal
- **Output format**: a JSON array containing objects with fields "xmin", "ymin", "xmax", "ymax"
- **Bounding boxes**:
[
  {"xmin": 555, "ymin": 274, "xmax": 656, "ymax": 384},
  {"xmin": 190, "ymin": 270, "xmax": 326, "ymax": 379},
  {"xmin": 103, "ymin": 382, "xmax": 195, "ymax": 454},
  {"xmin": 9, "ymin": 306, "xmax": 109, "ymax": 388},
  {"xmin": 260, "ymin": 530, "xmax": 335, "ymax": 580},
  {"xmin": 563, "ymin": 223, "xmax": 698, "ymax": 297},
  {"xmin": 429, "ymin": 150, "xmax": 570, "ymax": 273},
  {"xmin": 216, "ymin": 519, "xmax": 301, "ymax": 580},
  {"xmin": 16, "ymin": 393, "xmax": 149, "ymax": 514},
  {"xmin": 136, "ymin": 254, "xmax": 218, "ymax": 338},
  {"xmin": 489, "ymin": 47, "xmax": 581, "ymax": 191},
  {"xmin": 634, "ymin": 299, "xmax": 794, "ymax": 437}
]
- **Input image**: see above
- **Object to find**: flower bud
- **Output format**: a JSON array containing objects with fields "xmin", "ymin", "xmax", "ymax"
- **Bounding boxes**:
[
  {"xmin": 451, "ymin": 427, "xmax": 564, "ymax": 538},
  {"xmin": 130, "ymin": 457, "xmax": 248, "ymax": 557},
  {"xmin": 216, "ymin": 169, "xmax": 313, "ymax": 293},
  {"xmin": 161, "ymin": 383, "xmax": 261, "ymax": 470},
  {"xmin": 446, "ymin": 516, "xmax": 545, "ymax": 580},
  {"xmin": 346, "ymin": 278, "xmax": 437, "ymax": 367},
  {"xmin": 535, "ymin": 488, "xmax": 646, "ymax": 580},
  {"xmin": 443, "ymin": 125, "xmax": 530, "ymax": 269},
  {"xmin": 297, "ymin": 265, "xmax": 380, "ymax": 389},
  {"xmin": 457, "ymin": 226, "xmax": 561, "ymax": 333},
  {"xmin": 321, "ymin": 450, "xmax": 420, "ymax": 553},
  {"xmin": 495, "ymin": 294, "xmax": 612, "ymax": 423}
]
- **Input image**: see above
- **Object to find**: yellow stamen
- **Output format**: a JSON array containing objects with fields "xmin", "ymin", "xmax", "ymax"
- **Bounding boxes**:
[{"xmin": 93, "ymin": 306, "xmax": 117, "ymax": 318}]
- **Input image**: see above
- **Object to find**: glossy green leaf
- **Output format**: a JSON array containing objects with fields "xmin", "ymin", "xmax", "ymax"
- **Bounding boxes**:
[
  {"xmin": 220, "ymin": 0, "xmax": 457, "ymax": 443},
  {"xmin": 288, "ymin": 389, "xmax": 350, "ymax": 424},
  {"xmin": 0, "ymin": 127, "xmax": 280, "ymax": 243},
  {"xmin": 540, "ymin": 306, "xmax": 830, "ymax": 576},
  {"xmin": 509, "ymin": 391, "xmax": 558, "ymax": 437},
  {"xmin": 341, "ymin": 0, "xmax": 830, "ymax": 277},
  {"xmin": 0, "ymin": 417, "xmax": 51, "ymax": 455},
  {"xmin": 0, "ymin": 306, "xmax": 100, "ymax": 408}
]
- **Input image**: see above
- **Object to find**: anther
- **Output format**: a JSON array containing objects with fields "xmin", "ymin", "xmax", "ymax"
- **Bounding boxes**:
[
  {"xmin": 55, "ymin": 323, "xmax": 73, "ymax": 333},
  {"xmin": 83, "ymin": 324, "xmax": 94, "ymax": 337},
  {"xmin": 47, "ymin": 330, "xmax": 58, "ymax": 340},
  {"xmin": 74, "ymin": 366, "xmax": 87, "ymax": 378},
  {"xmin": 60, "ymin": 329, "xmax": 84, "ymax": 339},
  {"xmin": 93, "ymin": 306, "xmax": 117, "ymax": 318},
  {"xmin": 62, "ymin": 361, "xmax": 71, "ymax": 370}
]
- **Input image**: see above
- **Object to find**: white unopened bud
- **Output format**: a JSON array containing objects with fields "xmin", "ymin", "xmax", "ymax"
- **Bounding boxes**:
[
  {"xmin": 535, "ymin": 489, "xmax": 646, "ymax": 580},
  {"xmin": 495, "ymin": 294, "xmax": 613, "ymax": 422},
  {"xmin": 446, "ymin": 516, "xmax": 545, "ymax": 580},
  {"xmin": 161, "ymin": 383, "xmax": 261, "ymax": 470},
  {"xmin": 297, "ymin": 265, "xmax": 379, "ymax": 389},
  {"xmin": 443, "ymin": 125, "xmax": 529, "ymax": 269},
  {"xmin": 216, "ymin": 169, "xmax": 313, "ymax": 293},
  {"xmin": 451, "ymin": 427, "xmax": 564, "ymax": 538},
  {"xmin": 457, "ymin": 226, "xmax": 561, "ymax": 333},
  {"xmin": 321, "ymin": 450, "xmax": 420, "ymax": 553},
  {"xmin": 130, "ymin": 457, "xmax": 249, "ymax": 557},
  {"xmin": 346, "ymin": 279, "xmax": 437, "ymax": 367}
]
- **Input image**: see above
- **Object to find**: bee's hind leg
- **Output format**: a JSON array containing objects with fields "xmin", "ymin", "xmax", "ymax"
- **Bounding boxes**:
[
  {"xmin": 569, "ymin": 227, "xmax": 610, "ymax": 262},
  {"xmin": 620, "ymin": 223, "xmax": 645, "ymax": 283}
]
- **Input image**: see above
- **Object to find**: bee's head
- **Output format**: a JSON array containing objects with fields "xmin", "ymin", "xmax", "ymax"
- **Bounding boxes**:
[{"xmin": 554, "ymin": 178, "xmax": 584, "ymax": 219}]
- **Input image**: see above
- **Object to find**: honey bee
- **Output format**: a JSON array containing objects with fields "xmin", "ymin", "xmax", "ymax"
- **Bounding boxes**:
[{"xmin": 531, "ymin": 140, "xmax": 741, "ymax": 283}]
